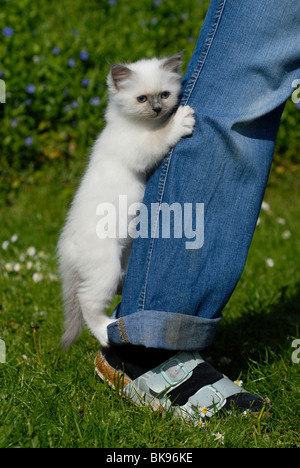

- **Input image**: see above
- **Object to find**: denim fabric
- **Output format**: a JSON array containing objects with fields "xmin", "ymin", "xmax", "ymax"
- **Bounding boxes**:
[{"xmin": 108, "ymin": 0, "xmax": 300, "ymax": 350}]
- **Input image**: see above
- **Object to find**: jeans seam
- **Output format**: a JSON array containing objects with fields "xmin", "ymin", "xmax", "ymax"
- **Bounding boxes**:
[{"xmin": 137, "ymin": 0, "xmax": 227, "ymax": 313}]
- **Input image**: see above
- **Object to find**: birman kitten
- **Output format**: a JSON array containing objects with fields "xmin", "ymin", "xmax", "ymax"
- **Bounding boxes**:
[{"xmin": 58, "ymin": 53, "xmax": 195, "ymax": 349}]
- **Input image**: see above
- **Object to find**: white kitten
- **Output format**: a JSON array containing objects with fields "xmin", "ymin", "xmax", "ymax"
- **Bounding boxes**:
[{"xmin": 58, "ymin": 53, "xmax": 195, "ymax": 349}]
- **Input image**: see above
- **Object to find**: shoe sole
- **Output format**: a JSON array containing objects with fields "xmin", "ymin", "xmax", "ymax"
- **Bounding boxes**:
[{"xmin": 94, "ymin": 349, "xmax": 131, "ymax": 392}]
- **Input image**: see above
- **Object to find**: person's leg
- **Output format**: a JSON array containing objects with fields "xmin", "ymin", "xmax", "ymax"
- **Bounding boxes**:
[{"xmin": 107, "ymin": 0, "xmax": 300, "ymax": 351}]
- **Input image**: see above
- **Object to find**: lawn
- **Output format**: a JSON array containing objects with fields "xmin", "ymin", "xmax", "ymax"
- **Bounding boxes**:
[{"xmin": 0, "ymin": 0, "xmax": 299, "ymax": 449}]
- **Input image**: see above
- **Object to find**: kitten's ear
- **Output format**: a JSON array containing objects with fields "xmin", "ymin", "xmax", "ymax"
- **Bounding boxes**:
[
  {"xmin": 161, "ymin": 52, "xmax": 184, "ymax": 74},
  {"xmin": 109, "ymin": 64, "xmax": 132, "ymax": 90}
]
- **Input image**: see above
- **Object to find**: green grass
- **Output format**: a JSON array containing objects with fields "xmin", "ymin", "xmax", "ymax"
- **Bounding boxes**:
[
  {"xmin": 0, "ymin": 0, "xmax": 299, "ymax": 449},
  {"xmin": 0, "ymin": 170, "xmax": 299, "ymax": 448}
]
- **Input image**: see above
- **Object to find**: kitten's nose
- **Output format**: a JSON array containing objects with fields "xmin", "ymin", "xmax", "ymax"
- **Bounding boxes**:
[{"xmin": 153, "ymin": 105, "xmax": 162, "ymax": 114}]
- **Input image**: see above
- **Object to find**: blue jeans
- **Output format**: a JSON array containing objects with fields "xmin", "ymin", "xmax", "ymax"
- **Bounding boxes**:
[{"xmin": 108, "ymin": 0, "xmax": 300, "ymax": 350}]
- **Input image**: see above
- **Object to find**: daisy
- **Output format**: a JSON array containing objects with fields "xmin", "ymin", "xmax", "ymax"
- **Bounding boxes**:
[
  {"xmin": 199, "ymin": 406, "xmax": 209, "ymax": 418},
  {"xmin": 234, "ymin": 380, "xmax": 243, "ymax": 387},
  {"xmin": 33, "ymin": 272, "xmax": 44, "ymax": 283},
  {"xmin": 13, "ymin": 263, "xmax": 22, "ymax": 272},
  {"xmin": 26, "ymin": 261, "xmax": 33, "ymax": 270},
  {"xmin": 261, "ymin": 201, "xmax": 270, "ymax": 211},
  {"xmin": 48, "ymin": 273, "xmax": 58, "ymax": 282},
  {"xmin": 282, "ymin": 230, "xmax": 291, "ymax": 240},
  {"xmin": 276, "ymin": 217, "xmax": 286, "ymax": 225},
  {"xmin": 27, "ymin": 246, "xmax": 36, "ymax": 256},
  {"xmin": 22, "ymin": 354, "xmax": 30, "ymax": 364},
  {"xmin": 11, "ymin": 234, "xmax": 18, "ymax": 242},
  {"xmin": 213, "ymin": 432, "xmax": 224, "ymax": 444},
  {"xmin": 2, "ymin": 240, "xmax": 9, "ymax": 250},
  {"xmin": 5, "ymin": 263, "xmax": 13, "ymax": 272},
  {"xmin": 265, "ymin": 258, "xmax": 274, "ymax": 268}
]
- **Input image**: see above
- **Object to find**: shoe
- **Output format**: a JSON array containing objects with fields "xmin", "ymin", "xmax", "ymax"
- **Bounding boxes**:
[{"xmin": 95, "ymin": 346, "xmax": 270, "ymax": 423}]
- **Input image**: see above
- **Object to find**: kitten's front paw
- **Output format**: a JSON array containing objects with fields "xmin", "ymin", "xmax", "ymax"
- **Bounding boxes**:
[{"xmin": 174, "ymin": 105, "xmax": 196, "ymax": 137}]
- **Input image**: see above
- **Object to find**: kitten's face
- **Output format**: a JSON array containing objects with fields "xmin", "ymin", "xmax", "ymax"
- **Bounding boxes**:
[{"xmin": 107, "ymin": 54, "xmax": 182, "ymax": 122}]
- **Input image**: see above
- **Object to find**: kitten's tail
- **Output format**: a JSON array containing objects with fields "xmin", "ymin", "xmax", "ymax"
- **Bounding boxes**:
[{"xmin": 61, "ymin": 272, "xmax": 83, "ymax": 350}]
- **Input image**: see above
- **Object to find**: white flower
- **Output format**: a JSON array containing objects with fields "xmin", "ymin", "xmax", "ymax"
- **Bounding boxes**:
[
  {"xmin": 261, "ymin": 201, "xmax": 270, "ymax": 211},
  {"xmin": 13, "ymin": 263, "xmax": 22, "ymax": 272},
  {"xmin": 19, "ymin": 253, "xmax": 26, "ymax": 262},
  {"xmin": 11, "ymin": 234, "xmax": 18, "ymax": 242},
  {"xmin": 33, "ymin": 272, "xmax": 44, "ymax": 282},
  {"xmin": 256, "ymin": 217, "xmax": 261, "ymax": 226},
  {"xmin": 2, "ymin": 240, "xmax": 9, "ymax": 250},
  {"xmin": 27, "ymin": 246, "xmax": 36, "ymax": 256},
  {"xmin": 197, "ymin": 419, "xmax": 206, "ymax": 427},
  {"xmin": 38, "ymin": 251, "xmax": 45, "ymax": 258},
  {"xmin": 282, "ymin": 230, "xmax": 291, "ymax": 240},
  {"xmin": 265, "ymin": 258, "xmax": 274, "ymax": 268},
  {"xmin": 234, "ymin": 380, "xmax": 243, "ymax": 387},
  {"xmin": 199, "ymin": 407, "xmax": 210, "ymax": 418},
  {"xmin": 5, "ymin": 263, "xmax": 13, "ymax": 272},
  {"xmin": 48, "ymin": 273, "xmax": 58, "ymax": 282},
  {"xmin": 213, "ymin": 432, "xmax": 224, "ymax": 444},
  {"xmin": 276, "ymin": 217, "xmax": 286, "ymax": 225},
  {"xmin": 26, "ymin": 261, "xmax": 33, "ymax": 270}
]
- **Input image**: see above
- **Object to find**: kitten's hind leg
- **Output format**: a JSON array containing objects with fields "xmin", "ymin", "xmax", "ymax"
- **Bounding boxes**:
[{"xmin": 77, "ymin": 262, "xmax": 120, "ymax": 347}]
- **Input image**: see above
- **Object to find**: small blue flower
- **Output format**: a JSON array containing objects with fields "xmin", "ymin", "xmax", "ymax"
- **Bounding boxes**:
[
  {"xmin": 90, "ymin": 96, "xmax": 100, "ymax": 106},
  {"xmin": 153, "ymin": 0, "xmax": 162, "ymax": 7},
  {"xmin": 25, "ymin": 99, "xmax": 32, "ymax": 105},
  {"xmin": 63, "ymin": 89, "xmax": 69, "ymax": 96},
  {"xmin": 108, "ymin": 0, "xmax": 117, "ymax": 6},
  {"xmin": 81, "ymin": 78, "xmax": 90, "ymax": 86},
  {"xmin": 296, "ymin": 102, "xmax": 300, "ymax": 111},
  {"xmin": 25, "ymin": 136, "xmax": 34, "ymax": 146},
  {"xmin": 3, "ymin": 27, "xmax": 14, "ymax": 37},
  {"xmin": 52, "ymin": 46, "xmax": 61, "ymax": 55},
  {"xmin": 71, "ymin": 100, "xmax": 78, "ymax": 109},
  {"xmin": 68, "ymin": 58, "xmax": 76, "ymax": 68},
  {"xmin": 26, "ymin": 84, "xmax": 36, "ymax": 94},
  {"xmin": 79, "ymin": 50, "xmax": 89, "ymax": 61}
]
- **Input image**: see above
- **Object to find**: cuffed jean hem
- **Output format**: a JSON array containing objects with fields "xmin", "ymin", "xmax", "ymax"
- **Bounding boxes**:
[{"xmin": 107, "ymin": 310, "xmax": 221, "ymax": 351}]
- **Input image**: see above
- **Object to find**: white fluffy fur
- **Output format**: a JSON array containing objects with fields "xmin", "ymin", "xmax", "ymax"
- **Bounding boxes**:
[{"xmin": 58, "ymin": 53, "xmax": 195, "ymax": 349}]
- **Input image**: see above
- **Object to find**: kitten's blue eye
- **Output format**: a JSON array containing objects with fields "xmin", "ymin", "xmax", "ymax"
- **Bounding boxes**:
[
  {"xmin": 161, "ymin": 91, "xmax": 170, "ymax": 99},
  {"xmin": 137, "ymin": 95, "xmax": 147, "ymax": 103}
]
